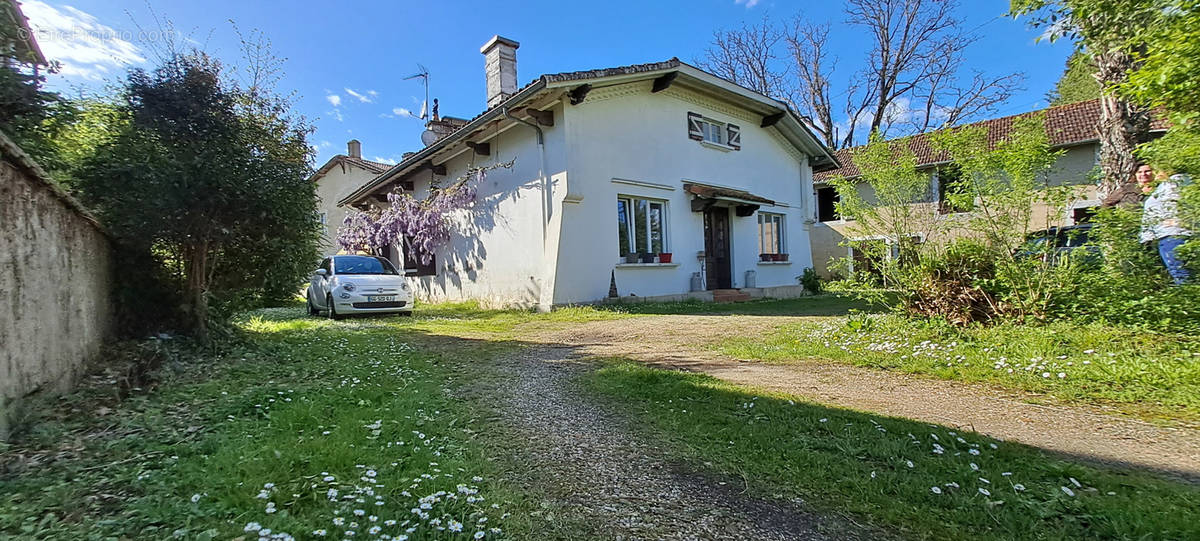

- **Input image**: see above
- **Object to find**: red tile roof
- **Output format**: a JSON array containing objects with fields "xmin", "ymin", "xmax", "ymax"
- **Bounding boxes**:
[
  {"xmin": 308, "ymin": 155, "xmax": 392, "ymax": 183},
  {"xmin": 814, "ymin": 99, "xmax": 1169, "ymax": 182}
]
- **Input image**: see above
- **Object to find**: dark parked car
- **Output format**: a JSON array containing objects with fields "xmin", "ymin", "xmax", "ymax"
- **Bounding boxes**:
[{"xmin": 1018, "ymin": 224, "xmax": 1098, "ymax": 263}]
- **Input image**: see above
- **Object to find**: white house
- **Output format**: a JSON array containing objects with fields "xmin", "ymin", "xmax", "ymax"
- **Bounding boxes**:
[
  {"xmin": 339, "ymin": 36, "xmax": 839, "ymax": 309},
  {"xmin": 310, "ymin": 140, "xmax": 391, "ymax": 256}
]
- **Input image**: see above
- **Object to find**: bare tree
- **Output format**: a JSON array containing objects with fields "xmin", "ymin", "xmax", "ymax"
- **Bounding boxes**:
[
  {"xmin": 842, "ymin": 0, "xmax": 1023, "ymax": 147},
  {"xmin": 787, "ymin": 21, "xmax": 837, "ymax": 147},
  {"xmin": 699, "ymin": 16, "xmax": 790, "ymax": 100},
  {"xmin": 699, "ymin": 2, "xmax": 1022, "ymax": 149}
]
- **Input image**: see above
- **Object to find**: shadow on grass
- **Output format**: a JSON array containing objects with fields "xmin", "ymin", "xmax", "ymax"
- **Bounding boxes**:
[
  {"xmin": 584, "ymin": 360, "xmax": 1200, "ymax": 541},
  {"xmin": 7, "ymin": 304, "xmax": 1195, "ymax": 540}
]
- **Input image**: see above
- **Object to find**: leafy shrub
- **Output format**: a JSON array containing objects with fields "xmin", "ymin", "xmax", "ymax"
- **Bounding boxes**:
[
  {"xmin": 799, "ymin": 267, "xmax": 822, "ymax": 294},
  {"xmin": 905, "ymin": 240, "xmax": 998, "ymax": 325}
]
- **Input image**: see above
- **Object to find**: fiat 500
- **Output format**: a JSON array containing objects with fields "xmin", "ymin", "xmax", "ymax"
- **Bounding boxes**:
[{"xmin": 307, "ymin": 255, "xmax": 413, "ymax": 318}]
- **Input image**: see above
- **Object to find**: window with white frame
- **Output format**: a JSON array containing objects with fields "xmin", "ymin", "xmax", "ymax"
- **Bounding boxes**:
[
  {"xmin": 319, "ymin": 212, "xmax": 329, "ymax": 235},
  {"xmin": 757, "ymin": 212, "xmax": 786, "ymax": 255},
  {"xmin": 699, "ymin": 118, "xmax": 725, "ymax": 145},
  {"xmin": 617, "ymin": 196, "xmax": 668, "ymax": 256}
]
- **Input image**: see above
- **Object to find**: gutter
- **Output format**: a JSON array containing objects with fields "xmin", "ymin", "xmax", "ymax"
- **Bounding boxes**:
[
  {"xmin": 502, "ymin": 105, "xmax": 553, "ymax": 313},
  {"xmin": 339, "ymin": 78, "xmax": 550, "ymax": 207}
]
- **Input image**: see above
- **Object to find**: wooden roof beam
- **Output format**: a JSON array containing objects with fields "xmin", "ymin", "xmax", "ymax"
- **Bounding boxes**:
[
  {"xmin": 652, "ymin": 71, "xmax": 678, "ymax": 93},
  {"xmin": 568, "ymin": 84, "xmax": 592, "ymax": 105}
]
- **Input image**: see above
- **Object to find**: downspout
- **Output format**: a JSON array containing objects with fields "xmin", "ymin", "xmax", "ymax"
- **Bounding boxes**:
[{"xmin": 503, "ymin": 106, "xmax": 553, "ymax": 312}]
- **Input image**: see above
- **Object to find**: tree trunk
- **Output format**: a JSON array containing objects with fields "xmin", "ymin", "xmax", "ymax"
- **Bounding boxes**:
[
  {"xmin": 184, "ymin": 241, "xmax": 210, "ymax": 340},
  {"xmin": 1094, "ymin": 49, "xmax": 1149, "ymax": 197}
]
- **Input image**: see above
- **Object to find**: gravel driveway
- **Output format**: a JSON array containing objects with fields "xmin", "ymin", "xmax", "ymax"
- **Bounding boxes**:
[
  {"xmin": 526, "ymin": 315, "xmax": 1200, "ymax": 483},
  {"xmin": 483, "ymin": 346, "xmax": 886, "ymax": 541}
]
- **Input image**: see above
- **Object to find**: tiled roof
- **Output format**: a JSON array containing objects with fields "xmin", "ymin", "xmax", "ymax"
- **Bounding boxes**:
[
  {"xmin": 309, "ymin": 155, "xmax": 392, "ymax": 183},
  {"xmin": 342, "ymin": 156, "xmax": 391, "ymax": 175},
  {"xmin": 814, "ymin": 99, "xmax": 1169, "ymax": 182},
  {"xmin": 541, "ymin": 58, "xmax": 682, "ymax": 84}
]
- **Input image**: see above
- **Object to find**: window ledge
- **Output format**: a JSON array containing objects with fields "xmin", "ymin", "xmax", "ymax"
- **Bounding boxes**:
[
  {"xmin": 615, "ymin": 263, "xmax": 680, "ymax": 268},
  {"xmin": 757, "ymin": 261, "xmax": 793, "ymax": 266},
  {"xmin": 700, "ymin": 140, "xmax": 734, "ymax": 152}
]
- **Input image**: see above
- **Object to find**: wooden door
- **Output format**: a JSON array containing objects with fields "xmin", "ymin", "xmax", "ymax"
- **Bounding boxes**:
[{"xmin": 704, "ymin": 207, "xmax": 732, "ymax": 289}]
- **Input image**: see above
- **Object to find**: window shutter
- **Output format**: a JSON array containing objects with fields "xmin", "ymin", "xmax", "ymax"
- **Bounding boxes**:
[
  {"xmin": 726, "ymin": 124, "xmax": 741, "ymax": 150},
  {"xmin": 687, "ymin": 112, "xmax": 704, "ymax": 141},
  {"xmin": 403, "ymin": 237, "xmax": 437, "ymax": 277}
]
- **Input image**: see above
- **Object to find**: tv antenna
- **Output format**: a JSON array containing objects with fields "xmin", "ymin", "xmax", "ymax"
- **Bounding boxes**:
[{"xmin": 404, "ymin": 64, "xmax": 430, "ymax": 119}]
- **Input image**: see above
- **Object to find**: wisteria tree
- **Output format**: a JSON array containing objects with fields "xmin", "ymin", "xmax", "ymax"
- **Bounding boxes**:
[{"xmin": 337, "ymin": 161, "xmax": 513, "ymax": 263}]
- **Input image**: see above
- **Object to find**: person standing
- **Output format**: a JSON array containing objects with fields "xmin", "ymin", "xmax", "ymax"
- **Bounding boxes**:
[
  {"xmin": 1140, "ymin": 167, "xmax": 1193, "ymax": 284},
  {"xmin": 1102, "ymin": 163, "xmax": 1153, "ymax": 208}
]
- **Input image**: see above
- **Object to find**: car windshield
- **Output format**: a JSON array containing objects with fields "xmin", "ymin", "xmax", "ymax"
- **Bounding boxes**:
[{"xmin": 333, "ymin": 255, "xmax": 398, "ymax": 275}]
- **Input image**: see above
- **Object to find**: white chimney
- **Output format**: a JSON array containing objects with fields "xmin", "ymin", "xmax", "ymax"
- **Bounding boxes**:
[
  {"xmin": 480, "ymin": 35, "xmax": 519, "ymax": 108},
  {"xmin": 347, "ymin": 139, "xmax": 361, "ymax": 158}
]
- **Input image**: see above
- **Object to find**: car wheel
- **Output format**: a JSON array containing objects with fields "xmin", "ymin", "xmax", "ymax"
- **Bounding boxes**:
[
  {"xmin": 306, "ymin": 291, "xmax": 319, "ymax": 316},
  {"xmin": 327, "ymin": 295, "xmax": 343, "ymax": 320}
]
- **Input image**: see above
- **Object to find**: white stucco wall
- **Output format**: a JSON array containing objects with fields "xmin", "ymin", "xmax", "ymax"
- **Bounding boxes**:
[
  {"xmin": 552, "ymin": 81, "xmax": 817, "ymax": 303},
  {"xmin": 401, "ymin": 107, "xmax": 566, "ymax": 308},
  {"xmin": 315, "ymin": 163, "xmax": 384, "ymax": 256}
]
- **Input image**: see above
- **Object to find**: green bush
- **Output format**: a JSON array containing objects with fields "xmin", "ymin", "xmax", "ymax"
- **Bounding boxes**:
[{"xmin": 799, "ymin": 267, "xmax": 823, "ymax": 294}]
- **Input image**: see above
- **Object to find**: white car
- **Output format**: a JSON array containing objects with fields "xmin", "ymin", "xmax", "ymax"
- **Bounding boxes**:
[{"xmin": 307, "ymin": 255, "xmax": 413, "ymax": 318}]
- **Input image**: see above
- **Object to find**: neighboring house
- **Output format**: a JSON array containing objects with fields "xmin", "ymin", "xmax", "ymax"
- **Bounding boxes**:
[
  {"xmin": 309, "ymin": 140, "xmax": 391, "ymax": 256},
  {"xmin": 1, "ymin": 0, "xmax": 46, "ymax": 68},
  {"xmin": 808, "ymin": 99, "xmax": 1168, "ymax": 278},
  {"xmin": 339, "ymin": 36, "xmax": 838, "ymax": 308}
]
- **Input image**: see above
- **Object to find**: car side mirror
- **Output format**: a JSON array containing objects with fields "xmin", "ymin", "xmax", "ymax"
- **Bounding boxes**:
[{"xmin": 315, "ymin": 268, "xmax": 327, "ymax": 276}]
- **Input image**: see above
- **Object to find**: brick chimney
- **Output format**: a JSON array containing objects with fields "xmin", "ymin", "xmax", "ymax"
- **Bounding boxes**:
[
  {"xmin": 347, "ymin": 139, "xmax": 362, "ymax": 158},
  {"xmin": 480, "ymin": 35, "xmax": 519, "ymax": 108}
]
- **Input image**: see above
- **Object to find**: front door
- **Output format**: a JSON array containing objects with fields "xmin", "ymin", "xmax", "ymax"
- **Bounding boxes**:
[{"xmin": 703, "ymin": 206, "xmax": 732, "ymax": 290}]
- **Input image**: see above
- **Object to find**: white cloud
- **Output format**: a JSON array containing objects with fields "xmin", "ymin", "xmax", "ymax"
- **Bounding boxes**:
[
  {"xmin": 392, "ymin": 107, "xmax": 414, "ymax": 118},
  {"xmin": 326, "ymin": 94, "xmax": 342, "ymax": 107},
  {"xmin": 327, "ymin": 109, "xmax": 343, "ymax": 122},
  {"xmin": 319, "ymin": 140, "xmax": 332, "ymax": 148},
  {"xmin": 373, "ymin": 156, "xmax": 397, "ymax": 165},
  {"xmin": 367, "ymin": 90, "xmax": 378, "ymax": 98},
  {"xmin": 23, "ymin": 1, "xmax": 145, "ymax": 80},
  {"xmin": 344, "ymin": 88, "xmax": 373, "ymax": 103},
  {"xmin": 735, "ymin": 0, "xmax": 760, "ymax": 7}
]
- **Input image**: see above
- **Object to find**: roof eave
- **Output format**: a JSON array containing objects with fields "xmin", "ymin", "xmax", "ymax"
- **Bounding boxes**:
[{"xmin": 339, "ymin": 78, "xmax": 551, "ymax": 207}]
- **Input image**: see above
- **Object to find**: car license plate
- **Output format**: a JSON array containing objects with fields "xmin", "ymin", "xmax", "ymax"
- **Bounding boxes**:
[{"xmin": 367, "ymin": 295, "xmax": 395, "ymax": 302}]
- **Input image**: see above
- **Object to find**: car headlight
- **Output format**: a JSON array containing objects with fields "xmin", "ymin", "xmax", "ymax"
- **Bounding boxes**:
[
  {"xmin": 342, "ymin": 282, "xmax": 356, "ymax": 292},
  {"xmin": 401, "ymin": 282, "xmax": 409, "ymax": 291}
]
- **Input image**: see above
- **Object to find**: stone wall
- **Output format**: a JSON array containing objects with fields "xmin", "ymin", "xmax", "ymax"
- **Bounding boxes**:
[{"xmin": 0, "ymin": 132, "xmax": 113, "ymax": 440}]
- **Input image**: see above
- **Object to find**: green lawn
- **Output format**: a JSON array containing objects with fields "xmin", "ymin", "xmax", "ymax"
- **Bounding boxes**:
[
  {"xmin": 717, "ymin": 312, "xmax": 1200, "ymax": 423},
  {"xmin": 0, "ymin": 306, "xmax": 588, "ymax": 540},
  {"xmin": 5, "ymin": 299, "xmax": 1198, "ymax": 539},
  {"xmin": 586, "ymin": 361, "xmax": 1200, "ymax": 540}
]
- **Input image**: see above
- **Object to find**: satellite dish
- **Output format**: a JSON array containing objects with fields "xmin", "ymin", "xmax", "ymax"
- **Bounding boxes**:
[{"xmin": 420, "ymin": 129, "xmax": 439, "ymax": 146}]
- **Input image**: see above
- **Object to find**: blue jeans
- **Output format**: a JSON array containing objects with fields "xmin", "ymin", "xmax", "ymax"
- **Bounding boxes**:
[{"xmin": 1158, "ymin": 236, "xmax": 1192, "ymax": 284}]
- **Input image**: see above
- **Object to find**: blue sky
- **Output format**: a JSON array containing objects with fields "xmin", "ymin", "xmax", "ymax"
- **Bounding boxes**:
[{"xmin": 24, "ymin": 0, "xmax": 1073, "ymax": 167}]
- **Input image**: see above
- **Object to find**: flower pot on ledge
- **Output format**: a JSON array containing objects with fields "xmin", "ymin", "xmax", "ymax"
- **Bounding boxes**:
[
  {"xmin": 624, "ymin": 253, "xmax": 640, "ymax": 264},
  {"xmin": 760, "ymin": 253, "xmax": 773, "ymax": 262},
  {"xmin": 640, "ymin": 252, "xmax": 656, "ymax": 264},
  {"xmin": 658, "ymin": 252, "xmax": 673, "ymax": 263},
  {"xmin": 778, "ymin": 253, "xmax": 789, "ymax": 262}
]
